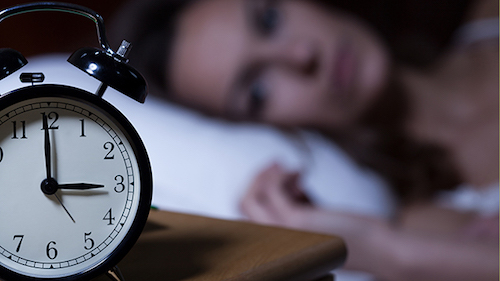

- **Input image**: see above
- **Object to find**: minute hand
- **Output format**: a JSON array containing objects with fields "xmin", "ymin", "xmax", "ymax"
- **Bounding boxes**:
[
  {"xmin": 58, "ymin": 183, "xmax": 105, "ymax": 190},
  {"xmin": 42, "ymin": 113, "xmax": 51, "ymax": 179}
]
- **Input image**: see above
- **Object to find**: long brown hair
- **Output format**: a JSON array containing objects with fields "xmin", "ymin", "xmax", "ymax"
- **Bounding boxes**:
[
  {"xmin": 326, "ymin": 76, "xmax": 462, "ymax": 203},
  {"xmin": 317, "ymin": 0, "xmax": 472, "ymax": 66}
]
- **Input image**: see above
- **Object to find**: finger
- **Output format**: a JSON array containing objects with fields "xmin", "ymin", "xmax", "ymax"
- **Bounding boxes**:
[
  {"xmin": 240, "ymin": 195, "xmax": 282, "ymax": 225},
  {"xmin": 240, "ymin": 163, "xmax": 286, "ymax": 224},
  {"xmin": 243, "ymin": 163, "xmax": 283, "ymax": 205},
  {"xmin": 283, "ymin": 172, "xmax": 312, "ymax": 204},
  {"xmin": 256, "ymin": 172, "xmax": 312, "ymax": 228},
  {"xmin": 266, "ymin": 175, "xmax": 301, "ymax": 216}
]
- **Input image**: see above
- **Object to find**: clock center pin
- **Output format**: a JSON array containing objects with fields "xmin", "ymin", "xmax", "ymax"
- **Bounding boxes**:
[{"xmin": 40, "ymin": 178, "xmax": 59, "ymax": 195}]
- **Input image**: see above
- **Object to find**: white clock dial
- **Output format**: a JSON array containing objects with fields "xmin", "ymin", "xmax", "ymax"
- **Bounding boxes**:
[{"xmin": 0, "ymin": 86, "xmax": 151, "ymax": 280}]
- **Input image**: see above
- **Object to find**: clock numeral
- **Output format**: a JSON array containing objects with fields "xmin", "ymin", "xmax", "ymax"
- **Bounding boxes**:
[
  {"xmin": 46, "ymin": 241, "xmax": 58, "ymax": 260},
  {"xmin": 41, "ymin": 112, "xmax": 59, "ymax": 130},
  {"xmin": 11, "ymin": 121, "xmax": 27, "ymax": 139},
  {"xmin": 13, "ymin": 235, "xmax": 24, "ymax": 252},
  {"xmin": 103, "ymin": 142, "xmax": 115, "ymax": 160},
  {"xmin": 0, "ymin": 147, "xmax": 3, "ymax": 163},
  {"xmin": 84, "ymin": 232, "xmax": 95, "ymax": 250},
  {"xmin": 80, "ymin": 119, "xmax": 86, "ymax": 137},
  {"xmin": 114, "ymin": 175, "xmax": 125, "ymax": 193},
  {"xmin": 103, "ymin": 208, "xmax": 115, "ymax": 225}
]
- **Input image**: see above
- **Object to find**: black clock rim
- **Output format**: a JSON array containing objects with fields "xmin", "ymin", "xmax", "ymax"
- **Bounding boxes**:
[{"xmin": 0, "ymin": 84, "xmax": 153, "ymax": 281}]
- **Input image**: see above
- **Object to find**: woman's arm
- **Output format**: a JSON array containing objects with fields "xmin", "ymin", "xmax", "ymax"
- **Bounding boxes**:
[
  {"xmin": 368, "ymin": 219, "xmax": 499, "ymax": 281},
  {"xmin": 240, "ymin": 163, "xmax": 499, "ymax": 281}
]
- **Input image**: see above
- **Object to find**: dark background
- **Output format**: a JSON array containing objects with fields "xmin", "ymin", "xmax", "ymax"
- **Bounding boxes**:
[
  {"xmin": 0, "ymin": 0, "xmax": 125, "ymax": 57},
  {"xmin": 1, "ymin": 0, "xmax": 470, "ymax": 64}
]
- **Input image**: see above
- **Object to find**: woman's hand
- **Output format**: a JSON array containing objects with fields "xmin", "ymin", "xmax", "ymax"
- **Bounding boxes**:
[
  {"xmin": 240, "ymin": 162, "xmax": 378, "ymax": 233},
  {"xmin": 239, "ymin": 163, "xmax": 386, "ymax": 271},
  {"xmin": 239, "ymin": 162, "xmax": 314, "ymax": 229}
]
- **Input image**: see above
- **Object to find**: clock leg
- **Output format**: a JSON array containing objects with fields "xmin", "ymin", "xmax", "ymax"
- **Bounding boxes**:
[{"xmin": 106, "ymin": 266, "xmax": 125, "ymax": 281}]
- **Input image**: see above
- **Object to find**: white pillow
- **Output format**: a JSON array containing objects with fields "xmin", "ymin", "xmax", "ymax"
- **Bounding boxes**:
[{"xmin": 0, "ymin": 54, "xmax": 396, "ymax": 220}]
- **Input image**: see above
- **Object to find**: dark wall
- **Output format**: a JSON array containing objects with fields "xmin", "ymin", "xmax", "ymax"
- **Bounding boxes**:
[
  {"xmin": 1, "ymin": 0, "xmax": 470, "ymax": 64},
  {"xmin": 0, "ymin": 0, "xmax": 126, "ymax": 57}
]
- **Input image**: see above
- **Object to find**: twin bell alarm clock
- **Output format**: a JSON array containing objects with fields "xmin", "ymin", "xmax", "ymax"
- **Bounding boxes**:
[{"xmin": 0, "ymin": 2, "xmax": 153, "ymax": 281}]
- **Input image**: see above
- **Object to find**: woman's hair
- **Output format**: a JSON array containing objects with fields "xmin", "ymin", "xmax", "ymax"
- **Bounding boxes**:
[
  {"xmin": 110, "ymin": 0, "xmax": 467, "ymax": 203},
  {"xmin": 318, "ymin": 0, "xmax": 472, "ymax": 66},
  {"xmin": 108, "ymin": 0, "xmax": 198, "ymax": 95},
  {"xmin": 326, "ymin": 76, "xmax": 462, "ymax": 203}
]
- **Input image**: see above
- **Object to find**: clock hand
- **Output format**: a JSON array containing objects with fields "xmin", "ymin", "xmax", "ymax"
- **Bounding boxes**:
[
  {"xmin": 40, "ymin": 179, "xmax": 76, "ymax": 223},
  {"xmin": 58, "ymin": 183, "xmax": 105, "ymax": 190},
  {"xmin": 42, "ymin": 113, "xmax": 52, "ymax": 179},
  {"xmin": 42, "ymin": 179, "xmax": 105, "ymax": 194},
  {"xmin": 54, "ymin": 193, "xmax": 76, "ymax": 223}
]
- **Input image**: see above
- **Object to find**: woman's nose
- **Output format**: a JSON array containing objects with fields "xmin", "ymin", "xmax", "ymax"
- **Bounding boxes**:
[{"xmin": 270, "ymin": 38, "xmax": 318, "ymax": 75}]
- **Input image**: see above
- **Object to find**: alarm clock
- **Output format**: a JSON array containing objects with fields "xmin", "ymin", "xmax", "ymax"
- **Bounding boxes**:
[{"xmin": 0, "ymin": 2, "xmax": 152, "ymax": 281}]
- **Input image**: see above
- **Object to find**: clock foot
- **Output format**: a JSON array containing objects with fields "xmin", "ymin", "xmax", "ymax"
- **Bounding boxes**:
[{"xmin": 106, "ymin": 266, "xmax": 125, "ymax": 281}]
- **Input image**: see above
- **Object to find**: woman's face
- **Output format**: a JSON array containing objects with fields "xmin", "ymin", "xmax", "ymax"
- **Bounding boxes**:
[{"xmin": 169, "ymin": 0, "xmax": 389, "ymax": 129}]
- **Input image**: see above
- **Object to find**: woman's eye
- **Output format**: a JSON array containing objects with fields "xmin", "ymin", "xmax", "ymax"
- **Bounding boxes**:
[
  {"xmin": 256, "ymin": 5, "xmax": 280, "ymax": 36},
  {"xmin": 248, "ymin": 81, "xmax": 267, "ymax": 118}
]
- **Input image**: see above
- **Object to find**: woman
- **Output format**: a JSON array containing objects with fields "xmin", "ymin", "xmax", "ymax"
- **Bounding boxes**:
[{"xmin": 110, "ymin": 0, "xmax": 499, "ymax": 280}]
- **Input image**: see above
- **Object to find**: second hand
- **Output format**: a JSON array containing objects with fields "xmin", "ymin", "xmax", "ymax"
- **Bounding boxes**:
[{"xmin": 54, "ymin": 193, "xmax": 76, "ymax": 223}]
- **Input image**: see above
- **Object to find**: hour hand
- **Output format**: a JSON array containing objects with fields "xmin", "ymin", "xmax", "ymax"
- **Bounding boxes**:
[{"xmin": 58, "ymin": 183, "xmax": 105, "ymax": 190}]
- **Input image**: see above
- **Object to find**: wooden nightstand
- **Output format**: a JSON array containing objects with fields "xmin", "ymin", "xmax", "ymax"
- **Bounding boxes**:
[{"xmin": 92, "ymin": 210, "xmax": 347, "ymax": 281}]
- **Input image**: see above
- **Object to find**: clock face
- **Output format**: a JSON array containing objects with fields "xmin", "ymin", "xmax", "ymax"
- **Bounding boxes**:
[{"xmin": 0, "ymin": 85, "xmax": 152, "ymax": 280}]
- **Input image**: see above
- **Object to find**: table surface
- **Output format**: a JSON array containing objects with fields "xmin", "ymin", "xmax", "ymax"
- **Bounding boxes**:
[{"xmin": 92, "ymin": 210, "xmax": 347, "ymax": 281}]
